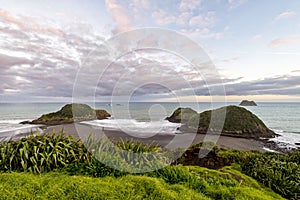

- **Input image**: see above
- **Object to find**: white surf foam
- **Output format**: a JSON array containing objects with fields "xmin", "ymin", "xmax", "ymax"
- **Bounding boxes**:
[
  {"xmin": 0, "ymin": 119, "xmax": 39, "ymax": 134},
  {"xmin": 270, "ymin": 129, "xmax": 300, "ymax": 149},
  {"xmin": 0, "ymin": 125, "xmax": 41, "ymax": 134},
  {"xmin": 0, "ymin": 119, "xmax": 29, "ymax": 124},
  {"xmin": 80, "ymin": 119, "xmax": 181, "ymax": 137}
]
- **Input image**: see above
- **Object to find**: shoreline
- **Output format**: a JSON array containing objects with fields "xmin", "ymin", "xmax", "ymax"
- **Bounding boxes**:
[
  {"xmin": 43, "ymin": 123, "xmax": 289, "ymax": 153},
  {"xmin": 0, "ymin": 123, "xmax": 295, "ymax": 153}
]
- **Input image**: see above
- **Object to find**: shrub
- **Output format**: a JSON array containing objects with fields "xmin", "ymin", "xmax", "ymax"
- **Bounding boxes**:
[
  {"xmin": 0, "ymin": 133, "xmax": 169, "ymax": 175},
  {"xmin": 0, "ymin": 132, "xmax": 90, "ymax": 173},
  {"xmin": 240, "ymin": 154, "xmax": 300, "ymax": 199}
]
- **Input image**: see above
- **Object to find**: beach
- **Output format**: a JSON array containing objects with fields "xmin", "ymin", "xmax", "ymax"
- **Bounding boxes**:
[
  {"xmin": 0, "ymin": 102, "xmax": 299, "ymax": 152},
  {"xmin": 43, "ymin": 123, "xmax": 268, "ymax": 152}
]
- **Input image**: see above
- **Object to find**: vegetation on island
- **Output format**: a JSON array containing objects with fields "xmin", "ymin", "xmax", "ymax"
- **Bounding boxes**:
[
  {"xmin": 239, "ymin": 100, "xmax": 257, "ymax": 106},
  {"xmin": 166, "ymin": 106, "xmax": 276, "ymax": 138},
  {"xmin": 0, "ymin": 132, "xmax": 299, "ymax": 199},
  {"xmin": 22, "ymin": 104, "xmax": 110, "ymax": 125}
]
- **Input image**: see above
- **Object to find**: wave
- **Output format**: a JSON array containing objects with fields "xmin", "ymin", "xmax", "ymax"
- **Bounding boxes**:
[
  {"xmin": 80, "ymin": 119, "xmax": 181, "ymax": 137},
  {"xmin": 0, "ymin": 119, "xmax": 30, "ymax": 124},
  {"xmin": 0, "ymin": 125, "xmax": 41, "ymax": 134},
  {"xmin": 270, "ymin": 129, "xmax": 300, "ymax": 148},
  {"xmin": 273, "ymin": 129, "xmax": 300, "ymax": 134}
]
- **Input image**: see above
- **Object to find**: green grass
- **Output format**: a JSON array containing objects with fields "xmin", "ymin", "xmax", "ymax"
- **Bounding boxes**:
[
  {"xmin": 148, "ymin": 165, "xmax": 283, "ymax": 200},
  {"xmin": 0, "ymin": 172, "xmax": 208, "ymax": 200},
  {"xmin": 0, "ymin": 167, "xmax": 283, "ymax": 200},
  {"xmin": 0, "ymin": 133, "xmax": 298, "ymax": 199}
]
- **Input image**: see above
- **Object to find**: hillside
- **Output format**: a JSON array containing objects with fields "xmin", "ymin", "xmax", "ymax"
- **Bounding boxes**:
[
  {"xmin": 22, "ymin": 103, "xmax": 110, "ymax": 125},
  {"xmin": 167, "ymin": 106, "xmax": 276, "ymax": 138}
]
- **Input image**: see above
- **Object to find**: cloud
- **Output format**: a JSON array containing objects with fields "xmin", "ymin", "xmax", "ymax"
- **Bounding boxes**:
[
  {"xmin": 269, "ymin": 35, "xmax": 300, "ymax": 47},
  {"xmin": 178, "ymin": 0, "xmax": 202, "ymax": 12},
  {"xmin": 105, "ymin": 0, "xmax": 133, "ymax": 33},
  {"xmin": 180, "ymin": 28, "xmax": 223, "ymax": 40},
  {"xmin": 152, "ymin": 10, "xmax": 176, "ymax": 26},
  {"xmin": 1, "ymin": 8, "xmax": 299, "ymax": 102},
  {"xmin": 151, "ymin": 2, "xmax": 215, "ymax": 28},
  {"xmin": 189, "ymin": 12, "xmax": 216, "ymax": 27},
  {"xmin": 129, "ymin": 0, "xmax": 150, "ymax": 9},
  {"xmin": 223, "ymin": 74, "xmax": 300, "ymax": 96},
  {"xmin": 0, "ymin": 9, "xmax": 226, "ymax": 102},
  {"xmin": 150, "ymin": 1, "xmax": 220, "ymax": 41},
  {"xmin": 176, "ymin": 12, "xmax": 193, "ymax": 26},
  {"xmin": 187, "ymin": 73, "xmax": 300, "ymax": 97},
  {"xmin": 252, "ymin": 34, "xmax": 263, "ymax": 40},
  {"xmin": 221, "ymin": 57, "xmax": 239, "ymax": 63},
  {"xmin": 274, "ymin": 10, "xmax": 297, "ymax": 22},
  {"xmin": 0, "ymin": 9, "xmax": 109, "ymax": 101},
  {"xmin": 227, "ymin": 0, "xmax": 248, "ymax": 10}
]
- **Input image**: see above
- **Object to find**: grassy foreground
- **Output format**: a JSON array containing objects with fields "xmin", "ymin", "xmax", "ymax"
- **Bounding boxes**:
[
  {"xmin": 0, "ymin": 133, "xmax": 298, "ymax": 199},
  {"xmin": 0, "ymin": 166, "xmax": 282, "ymax": 200}
]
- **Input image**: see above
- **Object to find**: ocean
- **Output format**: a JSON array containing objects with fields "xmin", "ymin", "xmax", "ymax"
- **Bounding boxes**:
[{"xmin": 0, "ymin": 102, "xmax": 299, "ymax": 148}]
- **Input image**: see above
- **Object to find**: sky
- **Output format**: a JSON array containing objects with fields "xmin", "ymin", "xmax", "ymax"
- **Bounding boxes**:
[{"xmin": 0, "ymin": 0, "xmax": 300, "ymax": 102}]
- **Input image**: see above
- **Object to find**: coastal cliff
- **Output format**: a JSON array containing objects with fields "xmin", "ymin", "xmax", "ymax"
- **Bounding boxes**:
[
  {"xmin": 21, "ymin": 104, "xmax": 110, "ymax": 125},
  {"xmin": 166, "ymin": 106, "xmax": 276, "ymax": 138}
]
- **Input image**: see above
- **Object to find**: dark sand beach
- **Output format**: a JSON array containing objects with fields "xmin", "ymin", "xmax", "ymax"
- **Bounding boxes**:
[{"xmin": 44, "ymin": 123, "xmax": 268, "ymax": 152}]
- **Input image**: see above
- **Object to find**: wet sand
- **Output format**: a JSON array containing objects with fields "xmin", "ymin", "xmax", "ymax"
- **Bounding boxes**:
[{"xmin": 44, "ymin": 123, "xmax": 267, "ymax": 152}]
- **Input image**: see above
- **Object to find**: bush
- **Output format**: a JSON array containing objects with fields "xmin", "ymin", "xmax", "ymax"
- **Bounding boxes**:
[
  {"xmin": 0, "ymin": 133, "xmax": 169, "ymax": 175},
  {"xmin": 0, "ymin": 132, "xmax": 90, "ymax": 173},
  {"xmin": 219, "ymin": 149, "xmax": 300, "ymax": 199},
  {"xmin": 239, "ymin": 153, "xmax": 300, "ymax": 199}
]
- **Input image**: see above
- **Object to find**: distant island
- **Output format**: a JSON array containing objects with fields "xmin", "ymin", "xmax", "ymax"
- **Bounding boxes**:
[
  {"xmin": 239, "ymin": 100, "xmax": 257, "ymax": 106},
  {"xmin": 166, "ymin": 105, "xmax": 276, "ymax": 138},
  {"xmin": 21, "ymin": 103, "xmax": 110, "ymax": 125}
]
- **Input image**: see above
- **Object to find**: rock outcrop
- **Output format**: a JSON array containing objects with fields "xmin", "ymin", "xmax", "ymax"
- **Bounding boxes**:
[
  {"xmin": 166, "ymin": 108, "xmax": 198, "ymax": 123},
  {"xmin": 166, "ymin": 106, "xmax": 276, "ymax": 138},
  {"xmin": 239, "ymin": 100, "xmax": 257, "ymax": 106},
  {"xmin": 21, "ymin": 104, "xmax": 110, "ymax": 125}
]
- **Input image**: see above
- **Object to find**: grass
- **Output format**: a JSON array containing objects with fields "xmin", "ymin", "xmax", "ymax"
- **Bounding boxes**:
[
  {"xmin": 0, "ymin": 166, "xmax": 283, "ymax": 200},
  {"xmin": 0, "ymin": 172, "xmax": 209, "ymax": 200},
  {"xmin": 0, "ymin": 133, "xmax": 298, "ymax": 199}
]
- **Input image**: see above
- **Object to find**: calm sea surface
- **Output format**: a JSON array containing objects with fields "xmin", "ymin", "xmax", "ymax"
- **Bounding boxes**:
[{"xmin": 0, "ymin": 102, "xmax": 299, "ymax": 147}]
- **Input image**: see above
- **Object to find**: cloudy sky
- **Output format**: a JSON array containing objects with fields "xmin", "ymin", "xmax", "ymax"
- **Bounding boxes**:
[{"xmin": 0, "ymin": 0, "xmax": 300, "ymax": 102}]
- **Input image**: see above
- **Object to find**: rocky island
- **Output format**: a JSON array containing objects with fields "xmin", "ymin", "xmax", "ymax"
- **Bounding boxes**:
[
  {"xmin": 166, "ymin": 106, "xmax": 276, "ymax": 138},
  {"xmin": 21, "ymin": 103, "xmax": 110, "ymax": 125},
  {"xmin": 239, "ymin": 100, "xmax": 257, "ymax": 106}
]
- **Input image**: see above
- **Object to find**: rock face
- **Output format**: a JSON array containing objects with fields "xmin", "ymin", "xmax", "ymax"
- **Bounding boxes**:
[
  {"xmin": 22, "ymin": 104, "xmax": 110, "ymax": 125},
  {"xmin": 166, "ymin": 106, "xmax": 276, "ymax": 138},
  {"xmin": 239, "ymin": 100, "xmax": 257, "ymax": 106}
]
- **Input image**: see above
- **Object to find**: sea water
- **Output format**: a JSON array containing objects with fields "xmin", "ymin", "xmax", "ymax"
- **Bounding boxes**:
[{"xmin": 0, "ymin": 102, "xmax": 299, "ymax": 148}]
